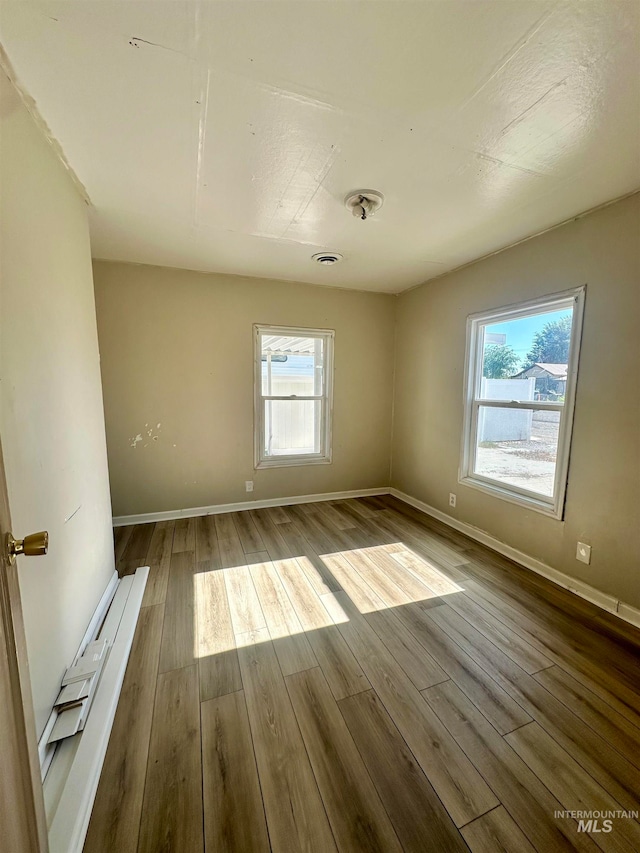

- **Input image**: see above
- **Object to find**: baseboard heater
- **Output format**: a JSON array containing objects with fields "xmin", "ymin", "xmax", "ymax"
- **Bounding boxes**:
[{"xmin": 39, "ymin": 566, "xmax": 148, "ymax": 853}]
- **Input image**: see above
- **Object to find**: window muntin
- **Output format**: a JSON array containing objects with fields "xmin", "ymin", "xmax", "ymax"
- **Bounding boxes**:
[
  {"xmin": 460, "ymin": 287, "xmax": 585, "ymax": 518},
  {"xmin": 255, "ymin": 325, "xmax": 334, "ymax": 468}
]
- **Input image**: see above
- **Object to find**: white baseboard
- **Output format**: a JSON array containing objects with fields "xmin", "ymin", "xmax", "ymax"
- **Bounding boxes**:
[
  {"xmin": 112, "ymin": 487, "xmax": 390, "ymax": 527},
  {"xmin": 389, "ymin": 488, "xmax": 640, "ymax": 630},
  {"xmin": 617, "ymin": 602, "xmax": 640, "ymax": 630}
]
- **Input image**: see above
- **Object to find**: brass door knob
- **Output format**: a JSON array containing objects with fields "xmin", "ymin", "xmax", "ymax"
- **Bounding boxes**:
[{"xmin": 6, "ymin": 531, "xmax": 49, "ymax": 562}]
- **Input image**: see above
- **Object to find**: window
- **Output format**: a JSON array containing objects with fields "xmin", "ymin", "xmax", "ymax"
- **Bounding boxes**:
[
  {"xmin": 460, "ymin": 286, "xmax": 585, "ymax": 518},
  {"xmin": 254, "ymin": 325, "xmax": 334, "ymax": 468}
]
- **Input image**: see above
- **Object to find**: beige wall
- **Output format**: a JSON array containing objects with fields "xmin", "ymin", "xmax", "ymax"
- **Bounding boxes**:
[
  {"xmin": 392, "ymin": 194, "xmax": 640, "ymax": 609},
  {"xmin": 93, "ymin": 262, "xmax": 395, "ymax": 517},
  {"xmin": 94, "ymin": 198, "xmax": 639, "ymax": 610},
  {"xmin": 0, "ymin": 71, "xmax": 115, "ymax": 735}
]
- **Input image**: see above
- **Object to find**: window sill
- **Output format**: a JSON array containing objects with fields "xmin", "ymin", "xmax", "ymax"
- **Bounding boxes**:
[
  {"xmin": 459, "ymin": 474, "xmax": 563, "ymax": 519},
  {"xmin": 255, "ymin": 455, "xmax": 332, "ymax": 470}
]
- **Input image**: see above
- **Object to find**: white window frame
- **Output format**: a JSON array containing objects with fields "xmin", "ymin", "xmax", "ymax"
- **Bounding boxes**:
[
  {"xmin": 459, "ymin": 286, "xmax": 585, "ymax": 519},
  {"xmin": 254, "ymin": 324, "xmax": 334, "ymax": 469}
]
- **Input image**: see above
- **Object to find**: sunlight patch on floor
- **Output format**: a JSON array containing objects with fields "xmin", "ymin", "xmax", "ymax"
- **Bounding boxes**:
[
  {"xmin": 389, "ymin": 549, "xmax": 463, "ymax": 596},
  {"xmin": 318, "ymin": 591, "xmax": 350, "ymax": 624},
  {"xmin": 193, "ymin": 542, "xmax": 464, "ymax": 657}
]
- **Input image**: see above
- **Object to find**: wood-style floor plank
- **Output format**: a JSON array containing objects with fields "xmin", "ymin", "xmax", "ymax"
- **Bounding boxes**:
[
  {"xmin": 330, "ymin": 592, "xmax": 499, "ymax": 827},
  {"xmin": 428, "ymin": 604, "xmax": 640, "ymax": 810},
  {"xmin": 265, "ymin": 504, "xmax": 293, "ymax": 525},
  {"xmin": 225, "ymin": 563, "xmax": 266, "ymax": 637},
  {"xmin": 249, "ymin": 510, "xmax": 294, "ymax": 560},
  {"xmin": 340, "ymin": 546, "xmax": 413, "ymax": 608},
  {"xmin": 422, "ymin": 679, "xmax": 600, "ymax": 853},
  {"xmin": 447, "ymin": 590, "xmax": 554, "ymax": 674},
  {"xmin": 457, "ymin": 536, "xmax": 638, "ymax": 650},
  {"xmin": 339, "ymin": 688, "xmax": 468, "ymax": 853},
  {"xmin": 201, "ymin": 690, "xmax": 270, "ymax": 853},
  {"xmin": 314, "ymin": 501, "xmax": 357, "ymax": 530},
  {"xmin": 84, "ymin": 604, "xmax": 164, "ymax": 853},
  {"xmin": 343, "ymin": 516, "xmax": 398, "ymax": 550},
  {"xmin": 217, "ymin": 528, "xmax": 247, "ymax": 570},
  {"xmin": 214, "ymin": 512, "xmax": 237, "ymax": 542},
  {"xmin": 276, "ymin": 558, "xmax": 370, "ymax": 700},
  {"xmin": 461, "ymin": 555, "xmax": 640, "ymax": 696},
  {"xmin": 505, "ymin": 722, "xmax": 640, "ymax": 852},
  {"xmin": 96, "ymin": 498, "xmax": 640, "ymax": 853},
  {"xmin": 343, "ymin": 497, "xmax": 378, "ymax": 518},
  {"xmin": 275, "ymin": 521, "xmax": 341, "ymax": 595},
  {"xmin": 361, "ymin": 544, "xmax": 439, "ymax": 603},
  {"xmin": 172, "ymin": 516, "xmax": 196, "ymax": 553},
  {"xmin": 358, "ymin": 495, "xmax": 389, "ymax": 512},
  {"xmin": 249, "ymin": 560, "xmax": 317, "ymax": 676},
  {"xmin": 286, "ymin": 667, "xmax": 403, "ymax": 852},
  {"xmin": 196, "ymin": 564, "xmax": 242, "ymax": 701},
  {"xmin": 389, "ymin": 548, "xmax": 465, "ymax": 598},
  {"xmin": 327, "ymin": 500, "xmax": 365, "ymax": 527},
  {"xmin": 395, "ymin": 601, "xmax": 532, "ymax": 735},
  {"xmin": 141, "ymin": 520, "xmax": 175, "ymax": 607},
  {"xmin": 114, "ymin": 524, "xmax": 135, "ymax": 566},
  {"xmin": 380, "ymin": 496, "xmax": 472, "ymax": 555},
  {"xmin": 461, "ymin": 806, "xmax": 538, "ymax": 853},
  {"xmin": 159, "ymin": 550, "xmax": 197, "ymax": 673},
  {"xmin": 533, "ymin": 665, "xmax": 640, "ymax": 769},
  {"xmin": 137, "ymin": 665, "xmax": 203, "ymax": 853},
  {"xmin": 371, "ymin": 520, "xmax": 470, "ymax": 585},
  {"xmin": 121, "ymin": 523, "xmax": 155, "ymax": 565},
  {"xmin": 376, "ymin": 509, "xmax": 469, "ymax": 568},
  {"xmin": 463, "ymin": 576, "xmax": 640, "ymax": 725},
  {"xmin": 237, "ymin": 639, "xmax": 337, "ymax": 853},
  {"xmin": 365, "ymin": 608, "xmax": 449, "ymax": 691},
  {"xmin": 196, "ymin": 515, "xmax": 220, "ymax": 564},
  {"xmin": 320, "ymin": 550, "xmax": 388, "ymax": 613},
  {"xmin": 231, "ymin": 511, "xmax": 266, "ymax": 554}
]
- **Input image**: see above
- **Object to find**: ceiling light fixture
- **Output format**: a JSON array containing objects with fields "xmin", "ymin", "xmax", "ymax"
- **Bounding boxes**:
[
  {"xmin": 311, "ymin": 252, "xmax": 343, "ymax": 266},
  {"xmin": 345, "ymin": 189, "xmax": 384, "ymax": 220}
]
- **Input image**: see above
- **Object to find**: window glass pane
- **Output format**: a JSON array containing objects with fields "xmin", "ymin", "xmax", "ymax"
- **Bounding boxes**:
[
  {"xmin": 261, "ymin": 335, "xmax": 323, "ymax": 396},
  {"xmin": 264, "ymin": 399, "xmax": 322, "ymax": 456},
  {"xmin": 473, "ymin": 406, "xmax": 561, "ymax": 498},
  {"xmin": 480, "ymin": 307, "xmax": 573, "ymax": 403}
]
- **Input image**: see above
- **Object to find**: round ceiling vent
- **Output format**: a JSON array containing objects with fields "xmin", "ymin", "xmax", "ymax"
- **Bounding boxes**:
[
  {"xmin": 311, "ymin": 252, "xmax": 344, "ymax": 265},
  {"xmin": 344, "ymin": 189, "xmax": 384, "ymax": 220}
]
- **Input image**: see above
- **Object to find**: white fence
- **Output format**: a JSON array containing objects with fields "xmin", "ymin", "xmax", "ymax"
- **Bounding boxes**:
[
  {"xmin": 478, "ymin": 377, "xmax": 536, "ymax": 442},
  {"xmin": 265, "ymin": 376, "xmax": 318, "ymax": 454}
]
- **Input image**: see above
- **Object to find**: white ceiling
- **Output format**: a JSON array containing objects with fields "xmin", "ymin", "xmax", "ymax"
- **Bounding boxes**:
[{"xmin": 1, "ymin": 1, "xmax": 639, "ymax": 293}]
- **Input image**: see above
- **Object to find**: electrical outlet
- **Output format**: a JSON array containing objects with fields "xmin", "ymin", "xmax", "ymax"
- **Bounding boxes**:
[
  {"xmin": 245, "ymin": 480, "xmax": 254, "ymax": 493},
  {"xmin": 449, "ymin": 493, "xmax": 457, "ymax": 508},
  {"xmin": 576, "ymin": 542, "xmax": 591, "ymax": 564}
]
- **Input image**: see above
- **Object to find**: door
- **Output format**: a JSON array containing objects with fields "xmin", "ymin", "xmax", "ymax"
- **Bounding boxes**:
[{"xmin": 0, "ymin": 434, "xmax": 49, "ymax": 852}]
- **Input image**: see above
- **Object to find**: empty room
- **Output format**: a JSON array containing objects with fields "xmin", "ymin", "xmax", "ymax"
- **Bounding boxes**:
[{"xmin": 1, "ymin": 2, "xmax": 639, "ymax": 852}]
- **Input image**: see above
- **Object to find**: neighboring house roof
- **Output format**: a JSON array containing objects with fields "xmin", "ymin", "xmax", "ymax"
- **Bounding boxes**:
[
  {"xmin": 535, "ymin": 363, "xmax": 568, "ymax": 377},
  {"xmin": 514, "ymin": 363, "xmax": 568, "ymax": 379}
]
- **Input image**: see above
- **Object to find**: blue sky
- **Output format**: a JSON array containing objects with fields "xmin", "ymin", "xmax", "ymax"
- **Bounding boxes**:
[{"xmin": 486, "ymin": 308, "xmax": 572, "ymax": 363}]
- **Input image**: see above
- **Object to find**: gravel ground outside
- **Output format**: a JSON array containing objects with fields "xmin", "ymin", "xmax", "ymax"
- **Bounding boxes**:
[{"xmin": 475, "ymin": 412, "xmax": 560, "ymax": 496}]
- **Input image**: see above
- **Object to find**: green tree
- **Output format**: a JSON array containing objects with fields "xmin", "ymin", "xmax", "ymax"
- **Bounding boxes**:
[
  {"xmin": 523, "ymin": 315, "xmax": 572, "ymax": 368},
  {"xmin": 483, "ymin": 344, "xmax": 520, "ymax": 378}
]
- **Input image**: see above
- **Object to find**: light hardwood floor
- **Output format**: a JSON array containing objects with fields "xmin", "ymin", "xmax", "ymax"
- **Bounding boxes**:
[{"xmin": 85, "ymin": 495, "xmax": 640, "ymax": 853}]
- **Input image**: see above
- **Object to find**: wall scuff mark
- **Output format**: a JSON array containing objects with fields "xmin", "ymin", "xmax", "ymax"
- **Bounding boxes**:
[
  {"xmin": 64, "ymin": 505, "xmax": 82, "ymax": 523},
  {"xmin": 131, "ymin": 423, "xmax": 161, "ymax": 447}
]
